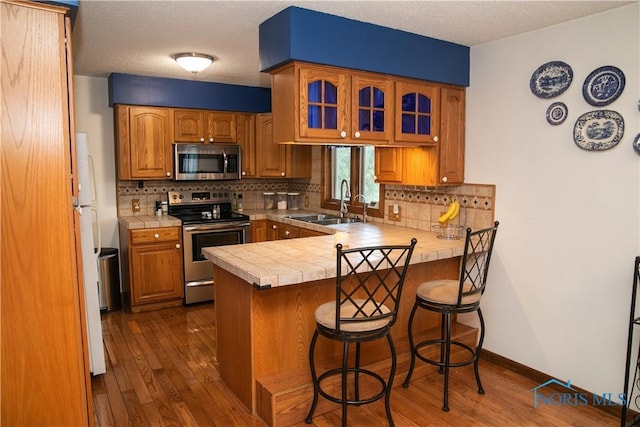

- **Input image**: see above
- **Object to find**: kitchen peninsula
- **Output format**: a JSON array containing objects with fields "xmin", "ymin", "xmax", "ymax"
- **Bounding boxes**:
[{"xmin": 203, "ymin": 220, "xmax": 470, "ymax": 426}]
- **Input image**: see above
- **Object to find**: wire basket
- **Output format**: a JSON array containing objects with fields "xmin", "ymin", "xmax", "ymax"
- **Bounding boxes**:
[{"xmin": 432, "ymin": 224, "xmax": 465, "ymax": 240}]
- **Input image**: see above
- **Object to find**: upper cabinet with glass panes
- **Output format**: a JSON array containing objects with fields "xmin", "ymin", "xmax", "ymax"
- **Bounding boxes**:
[
  {"xmin": 394, "ymin": 80, "xmax": 440, "ymax": 144},
  {"xmin": 271, "ymin": 62, "xmax": 393, "ymax": 144}
]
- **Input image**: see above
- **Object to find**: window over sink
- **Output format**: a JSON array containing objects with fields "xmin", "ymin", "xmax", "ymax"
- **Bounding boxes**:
[{"xmin": 321, "ymin": 145, "xmax": 384, "ymax": 219}]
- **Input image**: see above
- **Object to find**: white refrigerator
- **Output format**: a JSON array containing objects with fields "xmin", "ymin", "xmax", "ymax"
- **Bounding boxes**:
[{"xmin": 76, "ymin": 132, "xmax": 106, "ymax": 375}]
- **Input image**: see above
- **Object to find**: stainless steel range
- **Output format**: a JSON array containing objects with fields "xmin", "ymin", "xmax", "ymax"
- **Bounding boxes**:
[{"xmin": 168, "ymin": 190, "xmax": 251, "ymax": 304}]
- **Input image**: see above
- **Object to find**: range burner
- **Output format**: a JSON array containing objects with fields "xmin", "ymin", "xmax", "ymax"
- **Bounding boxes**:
[{"xmin": 167, "ymin": 190, "xmax": 249, "ymax": 224}]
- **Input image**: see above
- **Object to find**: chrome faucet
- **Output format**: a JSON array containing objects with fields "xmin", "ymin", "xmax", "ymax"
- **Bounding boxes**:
[
  {"xmin": 339, "ymin": 179, "xmax": 350, "ymax": 218},
  {"xmin": 353, "ymin": 194, "xmax": 367, "ymax": 223}
]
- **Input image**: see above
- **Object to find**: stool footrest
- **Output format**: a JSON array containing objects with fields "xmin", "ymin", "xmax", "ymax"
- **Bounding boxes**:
[
  {"xmin": 414, "ymin": 339, "xmax": 478, "ymax": 368},
  {"xmin": 316, "ymin": 367, "xmax": 387, "ymax": 406}
]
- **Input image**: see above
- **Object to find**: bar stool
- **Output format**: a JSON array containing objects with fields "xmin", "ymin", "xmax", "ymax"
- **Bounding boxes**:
[
  {"xmin": 305, "ymin": 238, "xmax": 417, "ymax": 427},
  {"xmin": 402, "ymin": 222, "xmax": 499, "ymax": 412}
]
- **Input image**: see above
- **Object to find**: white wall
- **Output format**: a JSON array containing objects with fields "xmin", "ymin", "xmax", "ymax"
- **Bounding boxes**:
[
  {"xmin": 467, "ymin": 3, "xmax": 640, "ymax": 397},
  {"xmin": 73, "ymin": 76, "xmax": 119, "ymax": 250}
]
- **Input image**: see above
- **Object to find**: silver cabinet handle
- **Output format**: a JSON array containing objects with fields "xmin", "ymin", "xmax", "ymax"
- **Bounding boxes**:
[
  {"xmin": 176, "ymin": 243, "xmax": 181, "ymax": 249},
  {"xmin": 154, "ymin": 233, "xmax": 160, "ymax": 239}
]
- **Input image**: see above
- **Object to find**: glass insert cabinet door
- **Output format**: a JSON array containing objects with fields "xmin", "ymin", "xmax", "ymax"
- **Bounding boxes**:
[
  {"xmin": 299, "ymin": 67, "xmax": 349, "ymax": 140},
  {"xmin": 394, "ymin": 81, "xmax": 441, "ymax": 144},
  {"xmin": 351, "ymin": 74, "xmax": 392, "ymax": 142}
]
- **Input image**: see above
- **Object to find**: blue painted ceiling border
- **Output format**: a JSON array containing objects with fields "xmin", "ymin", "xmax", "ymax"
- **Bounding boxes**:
[
  {"xmin": 108, "ymin": 73, "xmax": 272, "ymax": 113},
  {"xmin": 259, "ymin": 6, "xmax": 470, "ymax": 87}
]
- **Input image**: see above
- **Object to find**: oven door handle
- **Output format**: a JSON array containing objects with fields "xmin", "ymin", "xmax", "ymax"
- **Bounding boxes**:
[{"xmin": 183, "ymin": 223, "xmax": 250, "ymax": 232}]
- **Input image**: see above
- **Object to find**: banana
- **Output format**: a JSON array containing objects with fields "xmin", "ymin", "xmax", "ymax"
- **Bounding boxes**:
[
  {"xmin": 449, "ymin": 200, "xmax": 460, "ymax": 221},
  {"xmin": 438, "ymin": 200, "xmax": 457, "ymax": 223}
]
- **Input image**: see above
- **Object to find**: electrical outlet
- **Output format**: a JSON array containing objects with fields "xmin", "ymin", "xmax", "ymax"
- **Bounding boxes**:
[
  {"xmin": 132, "ymin": 199, "xmax": 141, "ymax": 213},
  {"xmin": 388, "ymin": 204, "xmax": 401, "ymax": 221},
  {"xmin": 304, "ymin": 196, "xmax": 309, "ymax": 208}
]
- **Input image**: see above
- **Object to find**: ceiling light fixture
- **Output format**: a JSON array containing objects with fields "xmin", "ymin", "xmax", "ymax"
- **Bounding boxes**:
[{"xmin": 174, "ymin": 53, "xmax": 214, "ymax": 73}]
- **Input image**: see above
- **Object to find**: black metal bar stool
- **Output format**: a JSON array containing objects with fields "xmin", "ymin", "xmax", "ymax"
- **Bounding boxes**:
[
  {"xmin": 305, "ymin": 238, "xmax": 417, "ymax": 427},
  {"xmin": 402, "ymin": 222, "xmax": 499, "ymax": 412}
]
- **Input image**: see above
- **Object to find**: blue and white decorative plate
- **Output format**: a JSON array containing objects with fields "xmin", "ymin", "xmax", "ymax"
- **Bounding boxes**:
[
  {"xmin": 573, "ymin": 110, "xmax": 624, "ymax": 151},
  {"xmin": 633, "ymin": 134, "xmax": 640, "ymax": 155},
  {"xmin": 546, "ymin": 102, "xmax": 568, "ymax": 125},
  {"xmin": 530, "ymin": 61, "xmax": 573, "ymax": 99},
  {"xmin": 582, "ymin": 66, "xmax": 625, "ymax": 106}
]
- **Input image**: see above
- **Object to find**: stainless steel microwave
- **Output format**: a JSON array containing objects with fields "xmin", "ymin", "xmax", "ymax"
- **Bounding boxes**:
[{"xmin": 174, "ymin": 143, "xmax": 241, "ymax": 181}]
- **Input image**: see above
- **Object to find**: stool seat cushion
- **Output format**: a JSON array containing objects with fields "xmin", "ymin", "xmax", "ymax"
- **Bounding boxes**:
[
  {"xmin": 315, "ymin": 299, "xmax": 391, "ymax": 332},
  {"xmin": 416, "ymin": 280, "xmax": 481, "ymax": 306}
]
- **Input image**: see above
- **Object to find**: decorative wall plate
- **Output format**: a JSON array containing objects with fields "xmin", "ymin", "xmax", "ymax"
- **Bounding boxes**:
[
  {"xmin": 582, "ymin": 65, "xmax": 625, "ymax": 106},
  {"xmin": 573, "ymin": 110, "xmax": 624, "ymax": 151},
  {"xmin": 529, "ymin": 61, "xmax": 573, "ymax": 99},
  {"xmin": 545, "ymin": 102, "xmax": 568, "ymax": 125},
  {"xmin": 634, "ymin": 134, "xmax": 640, "ymax": 155}
]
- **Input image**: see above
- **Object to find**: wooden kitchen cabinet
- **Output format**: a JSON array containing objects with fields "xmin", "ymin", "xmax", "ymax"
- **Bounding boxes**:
[
  {"xmin": 256, "ymin": 113, "xmax": 311, "ymax": 178},
  {"xmin": 124, "ymin": 227, "xmax": 184, "ymax": 312},
  {"xmin": 2, "ymin": 1, "xmax": 93, "ymax": 424},
  {"xmin": 251, "ymin": 219, "xmax": 268, "ymax": 242},
  {"xmin": 174, "ymin": 108, "xmax": 237, "ymax": 143},
  {"xmin": 375, "ymin": 86, "xmax": 465, "ymax": 186},
  {"xmin": 438, "ymin": 86, "xmax": 466, "ymax": 184},
  {"xmin": 263, "ymin": 220, "xmax": 328, "ymax": 241},
  {"xmin": 271, "ymin": 61, "xmax": 393, "ymax": 144},
  {"xmin": 237, "ymin": 113, "xmax": 256, "ymax": 177},
  {"xmin": 394, "ymin": 79, "xmax": 441, "ymax": 144},
  {"xmin": 115, "ymin": 105, "xmax": 173, "ymax": 180}
]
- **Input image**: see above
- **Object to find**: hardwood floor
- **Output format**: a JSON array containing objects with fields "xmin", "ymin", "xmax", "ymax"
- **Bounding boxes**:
[{"xmin": 92, "ymin": 304, "xmax": 619, "ymax": 426}]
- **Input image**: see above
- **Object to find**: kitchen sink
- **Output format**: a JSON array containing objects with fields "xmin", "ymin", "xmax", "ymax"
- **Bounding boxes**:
[
  {"xmin": 312, "ymin": 218, "xmax": 362, "ymax": 225},
  {"xmin": 287, "ymin": 214, "xmax": 339, "ymax": 222},
  {"xmin": 287, "ymin": 214, "xmax": 362, "ymax": 225}
]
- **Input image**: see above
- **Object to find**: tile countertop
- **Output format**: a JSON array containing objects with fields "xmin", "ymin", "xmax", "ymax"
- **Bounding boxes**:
[
  {"xmin": 202, "ymin": 219, "xmax": 466, "ymax": 289},
  {"xmin": 119, "ymin": 215, "xmax": 182, "ymax": 229}
]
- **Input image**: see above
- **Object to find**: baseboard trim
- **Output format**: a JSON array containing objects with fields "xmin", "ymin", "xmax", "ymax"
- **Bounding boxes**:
[{"xmin": 481, "ymin": 349, "xmax": 632, "ymax": 421}]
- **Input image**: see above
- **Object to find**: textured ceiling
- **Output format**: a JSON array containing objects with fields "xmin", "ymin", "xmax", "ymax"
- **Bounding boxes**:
[{"xmin": 71, "ymin": 0, "xmax": 635, "ymax": 88}]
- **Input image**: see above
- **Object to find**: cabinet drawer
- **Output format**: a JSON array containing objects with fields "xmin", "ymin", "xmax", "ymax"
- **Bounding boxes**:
[
  {"xmin": 277, "ymin": 225, "xmax": 300, "ymax": 240},
  {"xmin": 130, "ymin": 227, "xmax": 180, "ymax": 245}
]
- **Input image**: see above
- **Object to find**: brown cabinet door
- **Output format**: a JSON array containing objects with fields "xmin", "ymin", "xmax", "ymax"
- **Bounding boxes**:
[
  {"xmin": 350, "ymin": 73, "xmax": 393, "ymax": 143},
  {"xmin": 207, "ymin": 112, "xmax": 237, "ymax": 143},
  {"xmin": 251, "ymin": 219, "xmax": 268, "ymax": 242},
  {"xmin": 438, "ymin": 87, "xmax": 465, "ymax": 185},
  {"xmin": 298, "ymin": 65, "xmax": 350, "ymax": 140},
  {"xmin": 130, "ymin": 240, "xmax": 184, "ymax": 305},
  {"xmin": 237, "ymin": 113, "xmax": 256, "ymax": 177},
  {"xmin": 127, "ymin": 106, "xmax": 173, "ymax": 179},
  {"xmin": 174, "ymin": 109, "xmax": 205, "ymax": 142},
  {"xmin": 267, "ymin": 220, "xmax": 280, "ymax": 241},
  {"xmin": 375, "ymin": 147, "xmax": 403, "ymax": 182},
  {"xmin": 394, "ymin": 80, "xmax": 441, "ymax": 144},
  {"xmin": 256, "ymin": 113, "xmax": 286, "ymax": 177},
  {"xmin": 2, "ymin": 2, "xmax": 91, "ymax": 425},
  {"xmin": 174, "ymin": 110, "xmax": 237, "ymax": 143}
]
